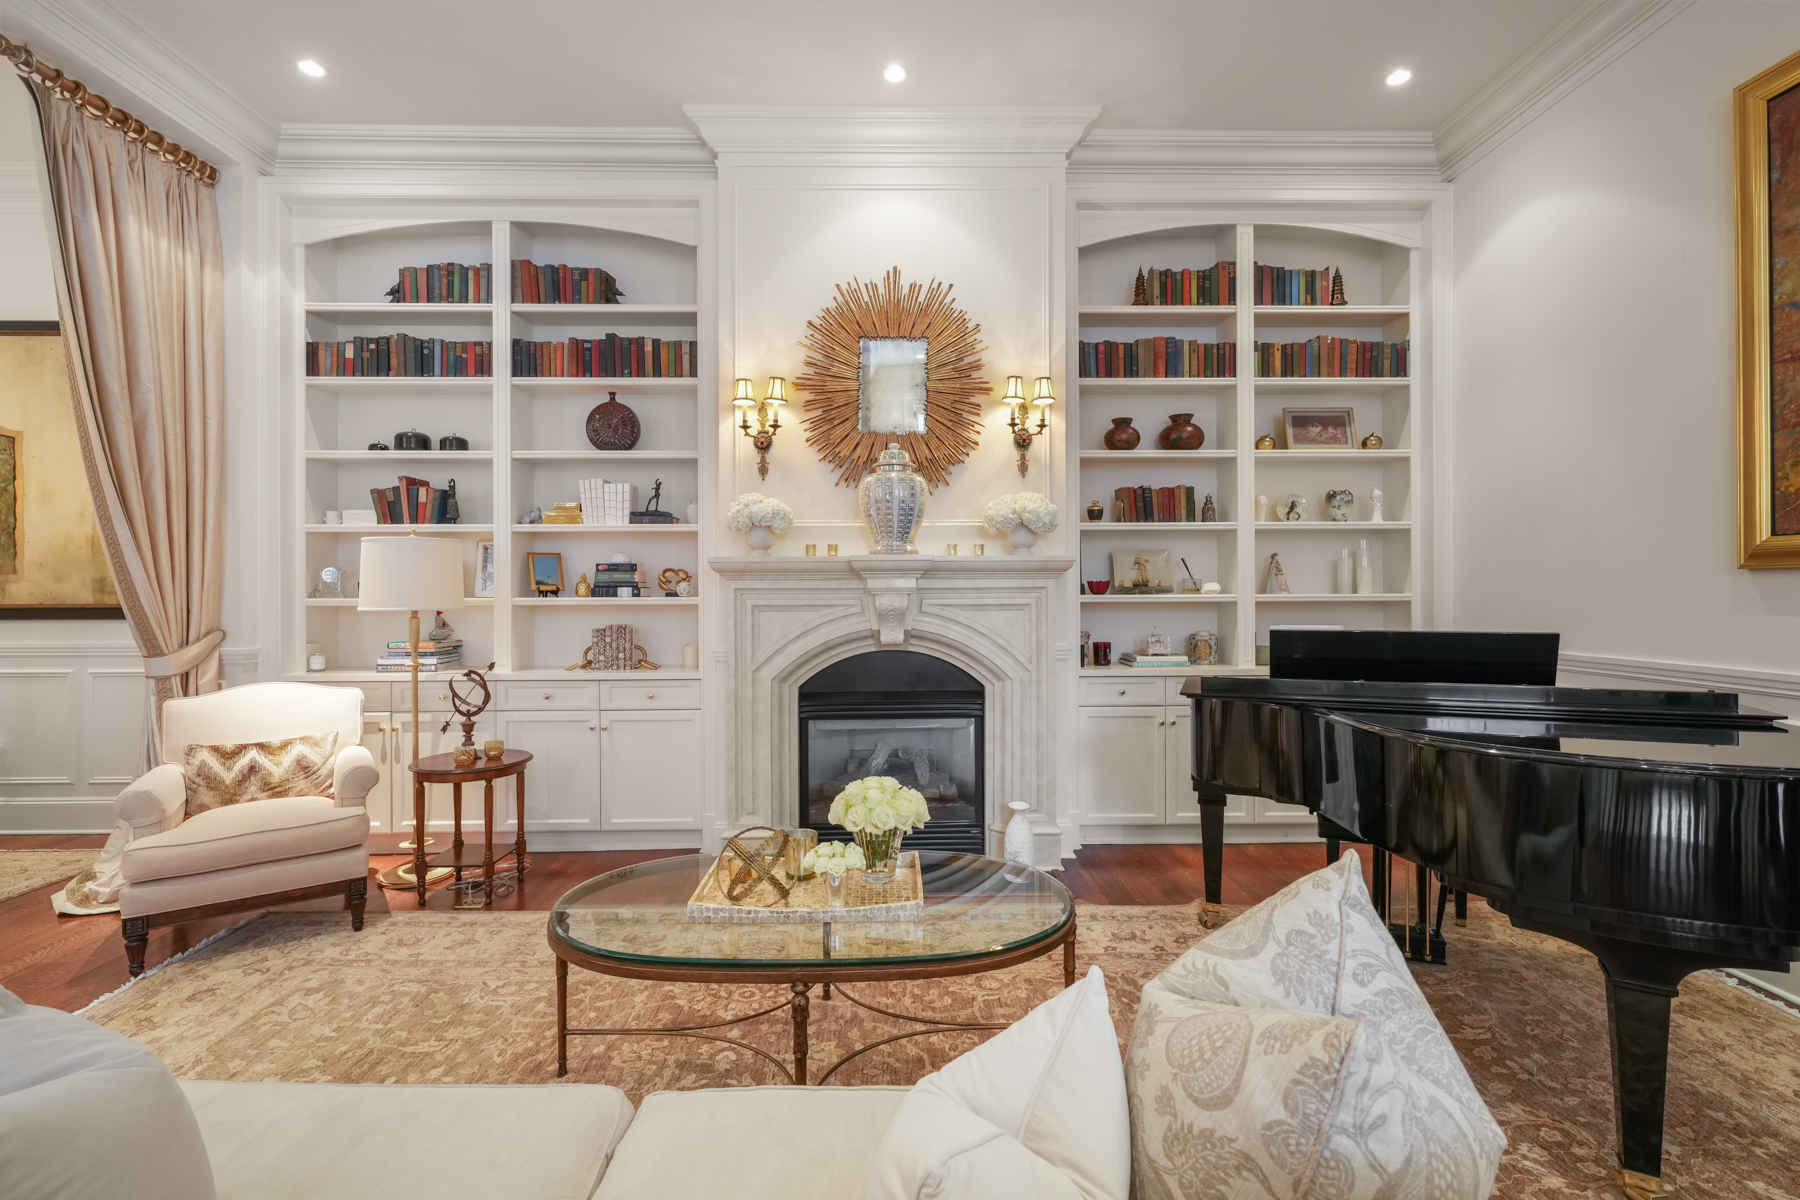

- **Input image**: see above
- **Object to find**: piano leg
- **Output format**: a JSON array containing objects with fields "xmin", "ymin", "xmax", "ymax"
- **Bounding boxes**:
[
  {"xmin": 1197, "ymin": 791, "xmax": 1224, "ymax": 929},
  {"xmin": 1454, "ymin": 888, "xmax": 1468, "ymax": 927},
  {"xmin": 1406, "ymin": 860, "xmax": 1446, "ymax": 964},
  {"xmin": 1324, "ymin": 835, "xmax": 1339, "ymax": 868}
]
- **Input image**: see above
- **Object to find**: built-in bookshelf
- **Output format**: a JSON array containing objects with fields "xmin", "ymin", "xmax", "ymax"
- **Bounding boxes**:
[
  {"xmin": 1071, "ymin": 221, "xmax": 1422, "ymax": 670},
  {"xmin": 290, "ymin": 217, "xmax": 707, "ymax": 678}
]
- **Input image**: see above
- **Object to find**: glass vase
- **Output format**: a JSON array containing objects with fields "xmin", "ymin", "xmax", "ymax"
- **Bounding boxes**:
[
  {"xmin": 825, "ymin": 872, "xmax": 845, "ymax": 907},
  {"xmin": 854, "ymin": 829, "xmax": 903, "ymax": 885}
]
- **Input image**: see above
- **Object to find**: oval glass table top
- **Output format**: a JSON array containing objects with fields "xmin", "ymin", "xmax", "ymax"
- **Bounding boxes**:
[{"xmin": 550, "ymin": 850, "xmax": 1073, "ymax": 970}]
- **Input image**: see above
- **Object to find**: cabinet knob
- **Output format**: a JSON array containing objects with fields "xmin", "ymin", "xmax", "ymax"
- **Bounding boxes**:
[
  {"xmin": 646, "ymin": 692, "xmax": 655, "ymax": 699},
  {"xmin": 436, "ymin": 693, "xmax": 446, "ymax": 701},
  {"xmin": 543, "ymin": 692, "xmax": 552, "ymax": 700},
  {"xmin": 1118, "ymin": 688, "xmax": 1127, "ymax": 695},
  {"xmin": 600, "ymin": 723, "xmax": 609, "ymax": 731},
  {"xmin": 590, "ymin": 724, "xmax": 597, "ymax": 731}
]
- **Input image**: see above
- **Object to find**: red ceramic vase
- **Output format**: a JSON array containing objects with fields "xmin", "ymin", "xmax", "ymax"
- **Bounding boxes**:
[
  {"xmin": 585, "ymin": 392, "xmax": 641, "ymax": 450},
  {"xmin": 1157, "ymin": 414, "xmax": 1205, "ymax": 450},
  {"xmin": 1102, "ymin": 417, "xmax": 1140, "ymax": 450}
]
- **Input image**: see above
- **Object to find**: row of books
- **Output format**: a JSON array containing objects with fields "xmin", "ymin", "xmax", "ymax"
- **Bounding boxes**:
[
  {"xmin": 368, "ymin": 476, "xmax": 456, "ymax": 525},
  {"xmin": 512, "ymin": 260, "xmax": 624, "ymax": 305},
  {"xmin": 578, "ymin": 479, "xmax": 639, "ymax": 525},
  {"xmin": 511, "ymin": 337, "xmax": 698, "ymax": 378},
  {"xmin": 1118, "ymin": 653, "xmax": 1193, "ymax": 669},
  {"xmin": 384, "ymin": 263, "xmax": 493, "ymax": 304},
  {"xmin": 1251, "ymin": 263, "xmax": 1342, "ymax": 307},
  {"xmin": 306, "ymin": 337, "xmax": 493, "ymax": 378},
  {"xmin": 1255, "ymin": 337, "xmax": 1409, "ymax": 379},
  {"xmin": 1136, "ymin": 262, "xmax": 1236, "ymax": 306},
  {"xmin": 376, "ymin": 638, "xmax": 462, "ymax": 672},
  {"xmin": 1079, "ymin": 338, "xmax": 1236, "ymax": 379},
  {"xmin": 590, "ymin": 562, "xmax": 642, "ymax": 599},
  {"xmin": 1113, "ymin": 485, "xmax": 1210, "ymax": 523}
]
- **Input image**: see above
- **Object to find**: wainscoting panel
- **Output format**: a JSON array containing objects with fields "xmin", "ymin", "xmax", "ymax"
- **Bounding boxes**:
[
  {"xmin": 0, "ymin": 641, "xmax": 145, "ymax": 833},
  {"xmin": 88, "ymin": 669, "xmax": 148, "ymax": 784},
  {"xmin": 0, "ymin": 669, "xmax": 76, "ymax": 784}
]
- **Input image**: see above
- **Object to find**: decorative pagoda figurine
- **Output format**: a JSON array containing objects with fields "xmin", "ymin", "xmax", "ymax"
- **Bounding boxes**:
[
  {"xmin": 1131, "ymin": 267, "xmax": 1149, "ymax": 306},
  {"xmin": 1330, "ymin": 267, "xmax": 1347, "ymax": 306}
]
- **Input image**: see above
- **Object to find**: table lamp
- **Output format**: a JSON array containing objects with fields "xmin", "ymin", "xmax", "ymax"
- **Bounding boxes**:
[{"xmin": 359, "ymin": 534, "xmax": 465, "ymax": 890}]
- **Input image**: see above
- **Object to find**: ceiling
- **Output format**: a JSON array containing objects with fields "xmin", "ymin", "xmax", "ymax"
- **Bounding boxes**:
[{"xmin": 90, "ymin": 0, "xmax": 1582, "ymax": 135}]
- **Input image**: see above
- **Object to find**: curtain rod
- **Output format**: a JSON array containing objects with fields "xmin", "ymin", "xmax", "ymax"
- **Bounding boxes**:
[{"xmin": 0, "ymin": 33, "xmax": 218, "ymax": 185}]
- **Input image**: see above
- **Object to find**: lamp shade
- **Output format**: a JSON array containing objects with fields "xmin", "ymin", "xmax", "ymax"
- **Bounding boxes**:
[
  {"xmin": 1032, "ymin": 376, "xmax": 1055, "ymax": 405},
  {"xmin": 765, "ymin": 376, "xmax": 788, "ymax": 405},
  {"xmin": 1002, "ymin": 375, "xmax": 1027, "ymax": 402},
  {"xmin": 358, "ymin": 536, "xmax": 464, "ymax": 611},
  {"xmin": 733, "ymin": 377, "xmax": 757, "ymax": 405}
]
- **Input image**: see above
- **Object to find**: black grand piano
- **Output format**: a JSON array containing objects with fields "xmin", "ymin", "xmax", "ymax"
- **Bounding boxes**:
[{"xmin": 1184, "ymin": 630, "xmax": 1800, "ymax": 1200}]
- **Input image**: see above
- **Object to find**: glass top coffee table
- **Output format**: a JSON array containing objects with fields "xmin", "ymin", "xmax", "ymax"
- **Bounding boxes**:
[{"xmin": 548, "ymin": 850, "xmax": 1075, "ymax": 1084}]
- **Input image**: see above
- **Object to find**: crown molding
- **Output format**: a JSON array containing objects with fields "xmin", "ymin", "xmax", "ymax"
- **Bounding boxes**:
[
  {"xmin": 4, "ymin": 0, "xmax": 278, "ymax": 172},
  {"xmin": 276, "ymin": 124, "xmax": 715, "ymax": 171},
  {"xmin": 1559, "ymin": 651, "xmax": 1800, "ymax": 705},
  {"xmin": 684, "ymin": 105, "xmax": 1101, "ymax": 161},
  {"xmin": 1433, "ymin": 0, "xmax": 1693, "ymax": 181},
  {"xmin": 0, "ymin": 162, "xmax": 38, "ymax": 215},
  {"xmin": 1069, "ymin": 129, "xmax": 1438, "ymax": 175}
]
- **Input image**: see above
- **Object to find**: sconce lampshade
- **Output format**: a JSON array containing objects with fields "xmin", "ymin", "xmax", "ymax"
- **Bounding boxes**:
[
  {"xmin": 765, "ymin": 376, "xmax": 788, "ymax": 405},
  {"xmin": 357, "ymin": 536, "xmax": 464, "ymax": 612},
  {"xmin": 1002, "ymin": 375, "xmax": 1027, "ymax": 403},
  {"xmin": 733, "ymin": 378, "xmax": 757, "ymax": 405},
  {"xmin": 1032, "ymin": 376, "xmax": 1055, "ymax": 406}
]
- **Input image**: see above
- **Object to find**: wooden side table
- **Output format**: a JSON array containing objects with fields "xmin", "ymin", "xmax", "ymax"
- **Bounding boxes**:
[{"xmin": 406, "ymin": 750, "xmax": 533, "ymax": 908}]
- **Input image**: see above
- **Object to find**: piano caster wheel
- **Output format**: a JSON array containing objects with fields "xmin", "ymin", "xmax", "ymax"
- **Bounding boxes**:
[
  {"xmin": 1200, "ymin": 902, "xmax": 1222, "ymax": 930},
  {"xmin": 1618, "ymin": 1168, "xmax": 1668, "ymax": 1200}
]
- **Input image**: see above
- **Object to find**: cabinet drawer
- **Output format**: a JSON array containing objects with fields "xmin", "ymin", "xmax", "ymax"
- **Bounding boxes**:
[
  {"xmin": 327, "ymin": 682, "xmax": 391, "ymax": 715},
  {"xmin": 498, "ymin": 681, "xmax": 601, "ymax": 711},
  {"xmin": 1079, "ymin": 677, "xmax": 1164, "ymax": 706},
  {"xmin": 395, "ymin": 682, "xmax": 457, "ymax": 712},
  {"xmin": 601, "ymin": 680, "xmax": 701, "ymax": 710}
]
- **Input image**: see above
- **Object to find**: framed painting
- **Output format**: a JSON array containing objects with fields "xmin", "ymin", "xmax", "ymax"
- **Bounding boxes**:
[
  {"xmin": 0, "ymin": 324, "xmax": 122, "ymax": 617},
  {"xmin": 1737, "ymin": 50, "xmax": 1800, "ymax": 566},
  {"xmin": 1280, "ymin": 407, "xmax": 1356, "ymax": 450}
]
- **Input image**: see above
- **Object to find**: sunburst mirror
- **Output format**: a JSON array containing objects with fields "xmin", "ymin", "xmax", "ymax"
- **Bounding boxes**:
[{"xmin": 793, "ymin": 267, "xmax": 989, "ymax": 489}]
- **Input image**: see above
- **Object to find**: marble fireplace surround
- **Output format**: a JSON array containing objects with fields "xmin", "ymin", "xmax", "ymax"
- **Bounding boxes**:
[{"xmin": 709, "ymin": 554, "xmax": 1075, "ymax": 864}]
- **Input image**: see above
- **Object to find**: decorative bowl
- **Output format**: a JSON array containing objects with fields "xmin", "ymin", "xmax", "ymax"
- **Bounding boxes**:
[{"xmin": 1086, "ymin": 580, "xmax": 1111, "ymax": 595}]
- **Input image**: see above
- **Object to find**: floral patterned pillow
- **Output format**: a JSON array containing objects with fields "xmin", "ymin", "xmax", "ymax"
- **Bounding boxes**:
[{"xmin": 182, "ymin": 732, "xmax": 338, "ymax": 816}]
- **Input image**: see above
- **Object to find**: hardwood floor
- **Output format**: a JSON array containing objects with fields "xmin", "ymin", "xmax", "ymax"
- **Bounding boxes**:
[{"xmin": 0, "ymin": 835, "xmax": 1354, "ymax": 1012}]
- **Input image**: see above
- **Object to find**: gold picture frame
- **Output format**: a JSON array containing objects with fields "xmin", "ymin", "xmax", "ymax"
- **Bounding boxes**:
[
  {"xmin": 1737, "ymin": 50, "xmax": 1800, "ymax": 566},
  {"xmin": 793, "ymin": 267, "xmax": 990, "ymax": 489},
  {"xmin": 1280, "ymin": 407, "xmax": 1357, "ymax": 450}
]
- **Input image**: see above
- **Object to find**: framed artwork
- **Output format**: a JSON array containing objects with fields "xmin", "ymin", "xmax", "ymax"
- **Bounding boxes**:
[
  {"xmin": 527, "ymin": 551, "xmax": 564, "ymax": 595},
  {"xmin": 1111, "ymin": 549, "xmax": 1173, "ymax": 595},
  {"xmin": 1280, "ymin": 407, "xmax": 1356, "ymax": 450},
  {"xmin": 1737, "ymin": 50, "xmax": 1800, "ymax": 566},
  {"xmin": 473, "ymin": 541, "xmax": 495, "ymax": 597},
  {"xmin": 0, "ymin": 325, "xmax": 122, "ymax": 618}
]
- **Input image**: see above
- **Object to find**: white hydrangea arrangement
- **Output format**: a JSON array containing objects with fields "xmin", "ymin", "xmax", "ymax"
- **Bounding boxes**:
[
  {"xmin": 828, "ymin": 775, "xmax": 931, "ymax": 834},
  {"xmin": 802, "ymin": 841, "xmax": 866, "ymax": 878},
  {"xmin": 981, "ymin": 492, "xmax": 1060, "ymax": 535},
  {"xmin": 725, "ymin": 493, "xmax": 795, "ymax": 533}
]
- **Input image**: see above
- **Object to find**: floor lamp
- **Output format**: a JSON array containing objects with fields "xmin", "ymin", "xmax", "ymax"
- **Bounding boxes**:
[{"xmin": 359, "ymin": 533, "xmax": 465, "ymax": 892}]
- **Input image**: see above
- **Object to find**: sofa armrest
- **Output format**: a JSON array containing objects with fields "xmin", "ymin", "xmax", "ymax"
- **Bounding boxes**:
[
  {"xmin": 333, "ymin": 744, "xmax": 380, "ymax": 805},
  {"xmin": 113, "ymin": 764, "xmax": 188, "ymax": 833}
]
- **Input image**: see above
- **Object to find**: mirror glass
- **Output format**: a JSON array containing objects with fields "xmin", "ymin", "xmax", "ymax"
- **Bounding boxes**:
[{"xmin": 857, "ymin": 338, "xmax": 928, "ymax": 434}]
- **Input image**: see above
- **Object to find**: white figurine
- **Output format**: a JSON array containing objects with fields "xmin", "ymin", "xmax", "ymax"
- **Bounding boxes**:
[
  {"xmin": 1369, "ymin": 488, "xmax": 1385, "ymax": 522},
  {"xmin": 1201, "ymin": 581, "xmax": 1221, "ymax": 595}
]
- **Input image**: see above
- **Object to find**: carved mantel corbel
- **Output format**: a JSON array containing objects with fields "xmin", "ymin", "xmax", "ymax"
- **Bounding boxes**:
[{"xmin": 851, "ymin": 561, "xmax": 925, "ymax": 646}]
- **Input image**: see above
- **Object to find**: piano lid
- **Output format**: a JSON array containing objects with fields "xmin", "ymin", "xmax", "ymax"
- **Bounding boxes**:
[{"xmin": 1270, "ymin": 629, "xmax": 1560, "ymax": 686}]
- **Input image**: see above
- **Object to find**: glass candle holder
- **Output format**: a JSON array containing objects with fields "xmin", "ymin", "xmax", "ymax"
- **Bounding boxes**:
[
  {"xmin": 826, "ymin": 544, "xmax": 839, "ymax": 556},
  {"xmin": 825, "ymin": 872, "xmax": 845, "ymax": 907},
  {"xmin": 805, "ymin": 544, "xmax": 817, "ymax": 556},
  {"xmin": 785, "ymin": 828, "xmax": 817, "ymax": 880}
]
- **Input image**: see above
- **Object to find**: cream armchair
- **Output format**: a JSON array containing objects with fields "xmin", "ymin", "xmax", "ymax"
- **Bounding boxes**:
[{"xmin": 101, "ymin": 682, "xmax": 378, "ymax": 977}]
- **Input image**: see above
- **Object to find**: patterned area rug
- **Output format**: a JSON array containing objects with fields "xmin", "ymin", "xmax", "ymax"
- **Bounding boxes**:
[
  {"xmin": 78, "ymin": 900, "xmax": 1800, "ymax": 1198},
  {"xmin": 0, "ymin": 850, "xmax": 98, "ymax": 904}
]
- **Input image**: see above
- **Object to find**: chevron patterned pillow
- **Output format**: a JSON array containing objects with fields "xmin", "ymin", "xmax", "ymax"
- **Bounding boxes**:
[{"xmin": 182, "ymin": 732, "xmax": 340, "ymax": 816}]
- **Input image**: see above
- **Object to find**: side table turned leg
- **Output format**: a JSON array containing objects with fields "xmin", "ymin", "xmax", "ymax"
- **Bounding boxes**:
[
  {"xmin": 556, "ymin": 957, "xmax": 569, "ymax": 1078},
  {"xmin": 122, "ymin": 916, "xmax": 149, "ymax": 978},
  {"xmin": 413, "ymin": 779, "xmax": 428, "ymax": 907},
  {"xmin": 1064, "ymin": 920, "xmax": 1077, "ymax": 988},
  {"xmin": 514, "ymin": 768, "xmax": 528, "ymax": 892},
  {"xmin": 791, "ymin": 982, "xmax": 812, "ymax": 1086},
  {"xmin": 482, "ymin": 777, "xmax": 495, "ymax": 908}
]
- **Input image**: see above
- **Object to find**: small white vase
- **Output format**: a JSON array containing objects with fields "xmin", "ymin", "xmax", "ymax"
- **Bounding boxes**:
[
  {"xmin": 744, "ymin": 525, "xmax": 774, "ymax": 558},
  {"xmin": 1008, "ymin": 525, "xmax": 1038, "ymax": 554},
  {"xmin": 1004, "ymin": 801, "xmax": 1034, "ymax": 867}
]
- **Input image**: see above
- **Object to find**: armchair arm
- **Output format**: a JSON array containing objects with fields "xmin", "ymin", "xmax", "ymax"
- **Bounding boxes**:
[
  {"xmin": 112, "ymin": 764, "xmax": 188, "ymax": 835},
  {"xmin": 333, "ymin": 744, "xmax": 380, "ymax": 805}
]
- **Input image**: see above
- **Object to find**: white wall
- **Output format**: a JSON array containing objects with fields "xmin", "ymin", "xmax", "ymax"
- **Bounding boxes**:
[
  {"xmin": 0, "ymin": 81, "xmax": 56, "ymax": 322},
  {"xmin": 1451, "ymin": 3, "xmax": 1800, "ymax": 677}
]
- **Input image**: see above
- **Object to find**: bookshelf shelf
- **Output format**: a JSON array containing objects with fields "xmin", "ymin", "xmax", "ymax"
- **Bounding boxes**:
[
  {"xmin": 1252, "ymin": 377, "xmax": 1409, "ymax": 390},
  {"xmin": 1074, "ymin": 377, "xmax": 1237, "ymax": 392},
  {"xmin": 509, "ymin": 377, "xmax": 698, "ymax": 391},
  {"xmin": 304, "ymin": 451, "xmax": 494, "ymax": 462},
  {"xmin": 1080, "ymin": 594, "xmax": 1238, "ymax": 604},
  {"xmin": 1250, "ymin": 306, "xmax": 1408, "ymax": 329},
  {"xmin": 1080, "ymin": 522, "xmax": 1236, "ymax": 532},
  {"xmin": 303, "ymin": 377, "xmax": 493, "ymax": 391},
  {"xmin": 1254, "ymin": 594, "xmax": 1412, "ymax": 603},
  {"xmin": 511, "ymin": 303, "xmax": 698, "ymax": 326},
  {"xmin": 511, "ymin": 524, "xmax": 698, "ymax": 535},
  {"xmin": 1253, "ymin": 521, "xmax": 1409, "ymax": 530},
  {"xmin": 305, "ymin": 597, "xmax": 494, "ymax": 607},
  {"xmin": 305, "ymin": 303, "xmax": 494, "ymax": 326},
  {"xmin": 1077, "ymin": 305, "xmax": 1235, "ymax": 327},
  {"xmin": 512, "ymin": 450, "xmax": 699, "ymax": 462},
  {"xmin": 511, "ymin": 596, "xmax": 701, "ymax": 608},
  {"xmin": 1078, "ymin": 450, "xmax": 1236, "ymax": 462},
  {"xmin": 1253, "ymin": 450, "xmax": 1409, "ymax": 462},
  {"xmin": 304, "ymin": 524, "xmax": 494, "ymax": 535}
]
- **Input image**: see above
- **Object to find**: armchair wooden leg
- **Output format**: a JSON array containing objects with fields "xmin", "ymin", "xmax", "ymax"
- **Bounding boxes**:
[
  {"xmin": 347, "ymin": 875, "xmax": 368, "ymax": 931},
  {"xmin": 122, "ymin": 916, "xmax": 149, "ymax": 978}
]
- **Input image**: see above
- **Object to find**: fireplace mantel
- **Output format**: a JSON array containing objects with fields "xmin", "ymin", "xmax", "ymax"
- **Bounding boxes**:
[{"xmin": 708, "ymin": 554, "xmax": 1074, "ymax": 863}]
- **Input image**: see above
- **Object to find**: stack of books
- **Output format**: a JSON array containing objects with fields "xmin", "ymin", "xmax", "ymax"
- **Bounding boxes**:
[
  {"xmin": 305, "ymin": 336, "xmax": 492, "ymax": 377},
  {"xmin": 1136, "ymin": 262, "xmax": 1235, "ymax": 306},
  {"xmin": 1078, "ymin": 337, "xmax": 1234, "ymax": 379},
  {"xmin": 1112, "ymin": 485, "xmax": 1203, "ymax": 523},
  {"xmin": 590, "ymin": 563, "xmax": 642, "ymax": 598},
  {"xmin": 386, "ymin": 263, "xmax": 492, "ymax": 304},
  {"xmin": 579, "ymin": 480, "xmax": 637, "ymax": 525},
  {"xmin": 376, "ymin": 639, "xmax": 462, "ymax": 673},
  {"xmin": 1255, "ymin": 337, "xmax": 1408, "ymax": 378},
  {"xmin": 510, "ymin": 336, "xmax": 698, "ymax": 378},
  {"xmin": 511, "ymin": 260, "xmax": 623, "ymax": 304},
  {"xmin": 1118, "ymin": 653, "xmax": 1192, "ymax": 669},
  {"xmin": 369, "ymin": 476, "xmax": 456, "ymax": 525},
  {"xmin": 1252, "ymin": 263, "xmax": 1339, "ymax": 306}
]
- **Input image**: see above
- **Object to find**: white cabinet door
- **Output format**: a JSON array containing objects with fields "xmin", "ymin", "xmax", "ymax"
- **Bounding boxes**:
[
  {"xmin": 600, "ymin": 709, "xmax": 703, "ymax": 831},
  {"xmin": 494, "ymin": 710, "xmax": 602, "ymax": 832},
  {"xmin": 1253, "ymin": 795, "xmax": 1318, "ymax": 825},
  {"xmin": 354, "ymin": 711, "xmax": 395, "ymax": 835},
  {"xmin": 1164, "ymin": 707, "xmax": 1199, "ymax": 824},
  {"xmin": 391, "ymin": 712, "xmax": 498, "ymax": 835},
  {"xmin": 1077, "ymin": 707, "xmax": 1166, "ymax": 825}
]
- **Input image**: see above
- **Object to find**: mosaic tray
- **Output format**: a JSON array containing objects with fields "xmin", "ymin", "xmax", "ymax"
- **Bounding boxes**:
[{"xmin": 686, "ymin": 850, "xmax": 924, "ymax": 924}]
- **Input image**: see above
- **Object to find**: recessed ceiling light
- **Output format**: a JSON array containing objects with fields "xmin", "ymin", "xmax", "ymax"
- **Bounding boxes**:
[
  {"xmin": 296, "ymin": 59, "xmax": 327, "ymax": 78},
  {"xmin": 884, "ymin": 64, "xmax": 906, "ymax": 83},
  {"xmin": 1386, "ymin": 68, "xmax": 1411, "ymax": 87}
]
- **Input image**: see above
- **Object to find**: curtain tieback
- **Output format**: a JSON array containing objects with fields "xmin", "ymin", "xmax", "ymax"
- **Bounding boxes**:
[{"xmin": 142, "ymin": 629, "xmax": 224, "ymax": 679}]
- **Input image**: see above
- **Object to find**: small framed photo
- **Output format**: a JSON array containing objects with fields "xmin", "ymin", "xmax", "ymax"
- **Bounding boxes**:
[
  {"xmin": 527, "ymin": 552, "xmax": 564, "ymax": 596},
  {"xmin": 1111, "ymin": 549, "xmax": 1173, "ymax": 595},
  {"xmin": 474, "ymin": 541, "xmax": 496, "ymax": 597},
  {"xmin": 1281, "ymin": 407, "xmax": 1357, "ymax": 450}
]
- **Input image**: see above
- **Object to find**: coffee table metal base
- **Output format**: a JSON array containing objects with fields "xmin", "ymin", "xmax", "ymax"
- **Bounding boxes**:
[{"xmin": 553, "ymin": 917, "xmax": 1077, "ymax": 1085}]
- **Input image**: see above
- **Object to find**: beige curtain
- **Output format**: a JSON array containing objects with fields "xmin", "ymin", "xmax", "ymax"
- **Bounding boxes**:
[{"xmin": 25, "ymin": 80, "xmax": 225, "ymax": 728}]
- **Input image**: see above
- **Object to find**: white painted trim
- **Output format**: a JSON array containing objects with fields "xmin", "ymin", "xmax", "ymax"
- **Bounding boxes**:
[
  {"xmin": 1071, "ymin": 129, "xmax": 1437, "ymax": 175},
  {"xmin": 276, "ymin": 125, "xmax": 714, "ymax": 171},
  {"xmin": 685, "ymin": 105, "xmax": 1100, "ymax": 159},
  {"xmin": 1433, "ymin": 0, "xmax": 1693, "ymax": 181},
  {"xmin": 1559, "ymin": 652, "xmax": 1800, "ymax": 706},
  {"xmin": 1726, "ymin": 969, "xmax": 1800, "ymax": 1010},
  {"xmin": 0, "ymin": 642, "xmax": 137, "ymax": 659}
]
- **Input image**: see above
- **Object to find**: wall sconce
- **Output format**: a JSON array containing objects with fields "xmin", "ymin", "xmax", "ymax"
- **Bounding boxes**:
[
  {"xmin": 1005, "ymin": 375, "xmax": 1053, "ymax": 477},
  {"xmin": 734, "ymin": 376, "xmax": 786, "ymax": 479}
]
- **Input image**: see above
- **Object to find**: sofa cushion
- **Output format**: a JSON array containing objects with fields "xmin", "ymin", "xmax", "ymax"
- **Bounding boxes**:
[
  {"xmin": 183, "ymin": 731, "xmax": 339, "ymax": 816},
  {"xmin": 0, "ymin": 987, "xmax": 215, "ymax": 1200},
  {"xmin": 121, "ymin": 796, "xmax": 368, "ymax": 884},
  {"xmin": 597, "ymin": 1085, "xmax": 908, "ymax": 1200},
  {"xmin": 1139, "ymin": 852, "xmax": 1505, "ymax": 1199},
  {"xmin": 182, "ymin": 1079, "xmax": 632, "ymax": 1200},
  {"xmin": 866, "ymin": 965, "xmax": 1130, "ymax": 1200}
]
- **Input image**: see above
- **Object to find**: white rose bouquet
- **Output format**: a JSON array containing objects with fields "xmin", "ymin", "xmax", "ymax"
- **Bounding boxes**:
[
  {"xmin": 725, "ymin": 493, "xmax": 795, "ymax": 533},
  {"xmin": 828, "ymin": 775, "xmax": 930, "ymax": 881},
  {"xmin": 802, "ymin": 841, "xmax": 866, "ymax": 878},
  {"xmin": 981, "ymin": 493, "xmax": 1060, "ymax": 535}
]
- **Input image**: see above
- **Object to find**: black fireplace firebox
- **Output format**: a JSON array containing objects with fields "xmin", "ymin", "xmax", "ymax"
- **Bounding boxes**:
[{"xmin": 799, "ymin": 650, "xmax": 985, "ymax": 855}]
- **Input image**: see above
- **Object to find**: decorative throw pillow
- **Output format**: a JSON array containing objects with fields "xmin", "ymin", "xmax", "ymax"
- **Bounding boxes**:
[
  {"xmin": 1135, "ymin": 851, "xmax": 1505, "ymax": 1199},
  {"xmin": 865, "ymin": 965, "xmax": 1130, "ymax": 1200},
  {"xmin": 183, "ymin": 732, "xmax": 338, "ymax": 816}
]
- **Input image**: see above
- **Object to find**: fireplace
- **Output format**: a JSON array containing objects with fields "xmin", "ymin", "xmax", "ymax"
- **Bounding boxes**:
[{"xmin": 799, "ymin": 650, "xmax": 985, "ymax": 854}]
